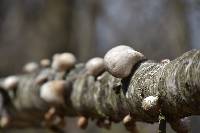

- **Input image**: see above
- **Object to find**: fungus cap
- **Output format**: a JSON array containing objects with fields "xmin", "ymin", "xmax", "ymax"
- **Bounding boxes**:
[
  {"xmin": 3, "ymin": 76, "xmax": 19, "ymax": 90},
  {"xmin": 40, "ymin": 59, "xmax": 50, "ymax": 67},
  {"xmin": 85, "ymin": 57, "xmax": 105, "ymax": 76},
  {"xmin": 123, "ymin": 114, "xmax": 132, "ymax": 124},
  {"xmin": 52, "ymin": 53, "xmax": 76, "ymax": 72},
  {"xmin": 104, "ymin": 45, "xmax": 145, "ymax": 78},
  {"xmin": 23, "ymin": 62, "xmax": 39, "ymax": 73},
  {"xmin": 40, "ymin": 80, "xmax": 66, "ymax": 104},
  {"xmin": 77, "ymin": 116, "xmax": 88, "ymax": 129}
]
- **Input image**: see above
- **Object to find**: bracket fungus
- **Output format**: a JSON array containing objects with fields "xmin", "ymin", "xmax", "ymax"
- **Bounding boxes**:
[
  {"xmin": 3, "ymin": 76, "xmax": 19, "ymax": 90},
  {"xmin": 77, "ymin": 116, "xmax": 88, "ymax": 129},
  {"xmin": 23, "ymin": 62, "xmax": 39, "ymax": 73},
  {"xmin": 122, "ymin": 114, "xmax": 133, "ymax": 125},
  {"xmin": 51, "ymin": 53, "xmax": 76, "ymax": 72},
  {"xmin": 40, "ymin": 59, "xmax": 51, "ymax": 67},
  {"xmin": 122, "ymin": 114, "xmax": 138, "ymax": 132},
  {"xmin": 40, "ymin": 80, "xmax": 66, "ymax": 105},
  {"xmin": 96, "ymin": 118, "xmax": 111, "ymax": 129},
  {"xmin": 104, "ymin": 45, "xmax": 145, "ymax": 78},
  {"xmin": 45, "ymin": 107, "xmax": 56, "ymax": 121},
  {"xmin": 0, "ymin": 116, "xmax": 10, "ymax": 128},
  {"xmin": 85, "ymin": 57, "xmax": 105, "ymax": 76}
]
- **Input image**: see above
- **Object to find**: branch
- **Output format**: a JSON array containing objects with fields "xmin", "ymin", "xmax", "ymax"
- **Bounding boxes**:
[{"xmin": 0, "ymin": 47, "xmax": 199, "ymax": 132}]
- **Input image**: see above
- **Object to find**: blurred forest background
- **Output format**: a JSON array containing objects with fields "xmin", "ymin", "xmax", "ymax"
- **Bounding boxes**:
[{"xmin": 0, "ymin": 0, "xmax": 199, "ymax": 133}]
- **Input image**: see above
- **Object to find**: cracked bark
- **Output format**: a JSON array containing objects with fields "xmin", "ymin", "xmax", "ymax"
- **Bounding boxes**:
[{"xmin": 0, "ymin": 49, "xmax": 199, "ymax": 132}]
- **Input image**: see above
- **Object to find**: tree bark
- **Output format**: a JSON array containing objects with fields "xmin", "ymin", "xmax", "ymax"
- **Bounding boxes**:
[{"xmin": 0, "ymin": 50, "xmax": 199, "ymax": 131}]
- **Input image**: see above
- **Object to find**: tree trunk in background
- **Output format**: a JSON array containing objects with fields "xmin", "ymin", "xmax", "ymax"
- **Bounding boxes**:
[{"xmin": 0, "ymin": 0, "xmax": 73, "ymax": 76}]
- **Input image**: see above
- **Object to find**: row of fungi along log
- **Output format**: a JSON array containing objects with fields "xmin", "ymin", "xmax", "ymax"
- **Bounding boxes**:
[{"xmin": 0, "ymin": 45, "xmax": 193, "ymax": 133}]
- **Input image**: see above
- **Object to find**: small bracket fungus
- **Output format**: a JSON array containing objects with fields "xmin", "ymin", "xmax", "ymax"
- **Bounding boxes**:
[
  {"xmin": 44, "ymin": 114, "xmax": 66, "ymax": 128},
  {"xmin": 23, "ymin": 62, "xmax": 39, "ymax": 73},
  {"xmin": 142, "ymin": 96, "xmax": 159, "ymax": 112},
  {"xmin": 85, "ymin": 57, "xmax": 105, "ymax": 76},
  {"xmin": 45, "ymin": 107, "xmax": 56, "ymax": 121},
  {"xmin": 103, "ymin": 119, "xmax": 111, "ymax": 129},
  {"xmin": 56, "ymin": 117, "xmax": 66, "ymax": 128},
  {"xmin": 40, "ymin": 80, "xmax": 66, "ymax": 105},
  {"xmin": 77, "ymin": 116, "xmax": 88, "ymax": 129},
  {"xmin": 3, "ymin": 76, "xmax": 19, "ymax": 90},
  {"xmin": 0, "ymin": 116, "xmax": 10, "ymax": 128},
  {"xmin": 122, "ymin": 114, "xmax": 132, "ymax": 125},
  {"xmin": 40, "ymin": 59, "xmax": 51, "ymax": 67},
  {"xmin": 104, "ymin": 45, "xmax": 145, "ymax": 78},
  {"xmin": 122, "ymin": 114, "xmax": 137, "ymax": 132},
  {"xmin": 51, "ymin": 53, "xmax": 76, "ymax": 72}
]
